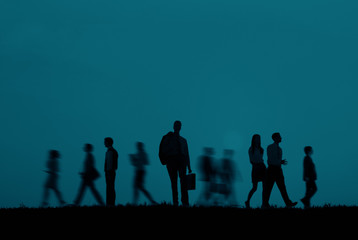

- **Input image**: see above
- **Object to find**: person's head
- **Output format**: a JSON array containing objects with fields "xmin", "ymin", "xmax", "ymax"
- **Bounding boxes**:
[
  {"xmin": 173, "ymin": 120, "xmax": 182, "ymax": 133},
  {"xmin": 136, "ymin": 141, "xmax": 144, "ymax": 151},
  {"xmin": 49, "ymin": 150, "xmax": 60, "ymax": 159},
  {"xmin": 224, "ymin": 149, "xmax": 234, "ymax": 158},
  {"xmin": 204, "ymin": 147, "xmax": 214, "ymax": 156},
  {"xmin": 251, "ymin": 134, "xmax": 261, "ymax": 148},
  {"xmin": 304, "ymin": 146, "xmax": 313, "ymax": 156},
  {"xmin": 84, "ymin": 143, "xmax": 93, "ymax": 153},
  {"xmin": 104, "ymin": 137, "xmax": 114, "ymax": 148},
  {"xmin": 272, "ymin": 132, "xmax": 282, "ymax": 143}
]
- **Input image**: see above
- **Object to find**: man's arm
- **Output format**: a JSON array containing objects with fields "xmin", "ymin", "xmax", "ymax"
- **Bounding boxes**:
[
  {"xmin": 184, "ymin": 140, "xmax": 192, "ymax": 173},
  {"xmin": 106, "ymin": 151, "xmax": 114, "ymax": 171}
]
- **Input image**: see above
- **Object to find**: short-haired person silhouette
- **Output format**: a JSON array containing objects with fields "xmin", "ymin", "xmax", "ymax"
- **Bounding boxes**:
[
  {"xmin": 104, "ymin": 137, "xmax": 118, "ymax": 206},
  {"xmin": 262, "ymin": 133, "xmax": 297, "ymax": 208},
  {"xmin": 159, "ymin": 121, "xmax": 192, "ymax": 206},
  {"xmin": 301, "ymin": 146, "xmax": 317, "ymax": 208}
]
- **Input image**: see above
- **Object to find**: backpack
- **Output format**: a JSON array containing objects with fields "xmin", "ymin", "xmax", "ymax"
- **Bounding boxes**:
[{"xmin": 159, "ymin": 132, "xmax": 173, "ymax": 165}]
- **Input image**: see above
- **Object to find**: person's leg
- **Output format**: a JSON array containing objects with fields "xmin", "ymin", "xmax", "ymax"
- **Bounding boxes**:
[
  {"xmin": 178, "ymin": 163, "xmax": 188, "ymax": 206},
  {"xmin": 74, "ymin": 180, "xmax": 87, "ymax": 205},
  {"xmin": 167, "ymin": 163, "xmax": 179, "ymax": 206},
  {"xmin": 53, "ymin": 187, "xmax": 66, "ymax": 205},
  {"xmin": 89, "ymin": 182, "xmax": 105, "ymax": 206},
  {"xmin": 106, "ymin": 171, "xmax": 116, "ymax": 206},
  {"xmin": 138, "ymin": 171, "xmax": 157, "ymax": 204},
  {"xmin": 276, "ymin": 169, "xmax": 296, "ymax": 207},
  {"xmin": 133, "ymin": 171, "xmax": 140, "ymax": 205},
  {"xmin": 262, "ymin": 167, "xmax": 274, "ymax": 207},
  {"xmin": 246, "ymin": 182, "xmax": 258, "ymax": 208},
  {"xmin": 41, "ymin": 187, "xmax": 50, "ymax": 207},
  {"xmin": 303, "ymin": 181, "xmax": 317, "ymax": 207}
]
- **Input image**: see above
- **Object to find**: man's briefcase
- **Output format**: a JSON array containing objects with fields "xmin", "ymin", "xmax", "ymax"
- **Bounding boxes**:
[{"xmin": 185, "ymin": 173, "xmax": 196, "ymax": 190}]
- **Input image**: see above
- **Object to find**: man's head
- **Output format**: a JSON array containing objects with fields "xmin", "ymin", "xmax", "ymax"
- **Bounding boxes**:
[
  {"xmin": 136, "ymin": 141, "xmax": 144, "ymax": 151},
  {"xmin": 84, "ymin": 143, "xmax": 93, "ymax": 152},
  {"xmin": 49, "ymin": 150, "xmax": 60, "ymax": 159},
  {"xmin": 173, "ymin": 120, "xmax": 182, "ymax": 133},
  {"xmin": 272, "ymin": 132, "xmax": 282, "ymax": 143},
  {"xmin": 104, "ymin": 137, "xmax": 114, "ymax": 148},
  {"xmin": 304, "ymin": 146, "xmax": 313, "ymax": 156}
]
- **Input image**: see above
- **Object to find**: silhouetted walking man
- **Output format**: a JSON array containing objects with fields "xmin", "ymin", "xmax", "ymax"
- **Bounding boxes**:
[
  {"xmin": 74, "ymin": 144, "xmax": 104, "ymax": 206},
  {"xmin": 159, "ymin": 121, "xmax": 192, "ymax": 206},
  {"xmin": 41, "ymin": 150, "xmax": 66, "ymax": 207},
  {"xmin": 301, "ymin": 146, "xmax": 317, "ymax": 208},
  {"xmin": 262, "ymin": 133, "xmax": 297, "ymax": 208},
  {"xmin": 104, "ymin": 137, "xmax": 118, "ymax": 206},
  {"xmin": 130, "ymin": 142, "xmax": 158, "ymax": 205}
]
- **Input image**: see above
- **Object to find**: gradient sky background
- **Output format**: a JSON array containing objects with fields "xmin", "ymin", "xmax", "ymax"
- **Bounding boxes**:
[{"xmin": 1, "ymin": 0, "xmax": 357, "ymax": 208}]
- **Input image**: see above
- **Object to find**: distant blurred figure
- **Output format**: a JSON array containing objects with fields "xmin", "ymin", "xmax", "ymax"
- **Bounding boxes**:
[
  {"xmin": 104, "ymin": 137, "xmax": 118, "ymax": 207},
  {"xmin": 219, "ymin": 149, "xmax": 237, "ymax": 206},
  {"xmin": 245, "ymin": 134, "xmax": 266, "ymax": 208},
  {"xmin": 159, "ymin": 120, "xmax": 192, "ymax": 206},
  {"xmin": 41, "ymin": 150, "xmax": 66, "ymax": 207},
  {"xmin": 73, "ymin": 144, "xmax": 104, "ymax": 206},
  {"xmin": 130, "ymin": 142, "xmax": 158, "ymax": 205},
  {"xmin": 197, "ymin": 147, "xmax": 216, "ymax": 206},
  {"xmin": 301, "ymin": 146, "xmax": 317, "ymax": 209}
]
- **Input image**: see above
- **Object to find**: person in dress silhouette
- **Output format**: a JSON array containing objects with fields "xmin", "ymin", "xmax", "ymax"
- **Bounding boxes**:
[{"xmin": 245, "ymin": 134, "xmax": 266, "ymax": 208}]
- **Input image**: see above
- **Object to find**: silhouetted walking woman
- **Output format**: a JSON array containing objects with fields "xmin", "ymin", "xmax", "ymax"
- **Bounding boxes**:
[
  {"xmin": 41, "ymin": 150, "xmax": 66, "ymax": 207},
  {"xmin": 73, "ymin": 144, "xmax": 104, "ymax": 206},
  {"xmin": 245, "ymin": 134, "xmax": 266, "ymax": 208}
]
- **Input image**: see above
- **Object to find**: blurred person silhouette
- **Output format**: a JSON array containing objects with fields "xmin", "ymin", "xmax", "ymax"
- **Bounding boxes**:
[
  {"xmin": 41, "ymin": 150, "xmax": 66, "ymax": 207},
  {"xmin": 104, "ymin": 137, "xmax": 118, "ymax": 207},
  {"xmin": 130, "ymin": 142, "xmax": 158, "ymax": 205},
  {"xmin": 219, "ymin": 149, "xmax": 238, "ymax": 206},
  {"xmin": 262, "ymin": 133, "xmax": 297, "ymax": 208},
  {"xmin": 301, "ymin": 146, "xmax": 317, "ymax": 209},
  {"xmin": 159, "ymin": 120, "xmax": 192, "ymax": 206},
  {"xmin": 197, "ymin": 147, "xmax": 216, "ymax": 206},
  {"xmin": 245, "ymin": 134, "xmax": 266, "ymax": 208},
  {"xmin": 73, "ymin": 144, "xmax": 104, "ymax": 206}
]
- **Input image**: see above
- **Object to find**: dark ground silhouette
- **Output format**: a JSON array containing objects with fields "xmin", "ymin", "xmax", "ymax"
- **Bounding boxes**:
[{"xmin": 2, "ymin": 204, "xmax": 356, "ymax": 235}]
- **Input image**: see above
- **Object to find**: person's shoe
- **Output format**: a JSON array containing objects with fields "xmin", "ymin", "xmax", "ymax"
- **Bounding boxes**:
[
  {"xmin": 286, "ymin": 201, "xmax": 298, "ymax": 208},
  {"xmin": 261, "ymin": 203, "xmax": 270, "ymax": 209},
  {"xmin": 300, "ymin": 198, "xmax": 310, "ymax": 209}
]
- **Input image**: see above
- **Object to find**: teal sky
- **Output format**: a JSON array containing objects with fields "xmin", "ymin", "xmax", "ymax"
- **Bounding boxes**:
[{"xmin": 1, "ymin": 0, "xmax": 357, "ymax": 207}]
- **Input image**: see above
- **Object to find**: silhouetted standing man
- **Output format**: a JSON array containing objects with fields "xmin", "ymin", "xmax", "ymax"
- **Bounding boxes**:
[
  {"xmin": 74, "ymin": 144, "xmax": 104, "ymax": 206},
  {"xmin": 159, "ymin": 121, "xmax": 192, "ymax": 206},
  {"xmin": 262, "ymin": 133, "xmax": 297, "ymax": 208},
  {"xmin": 104, "ymin": 137, "xmax": 118, "ymax": 206}
]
